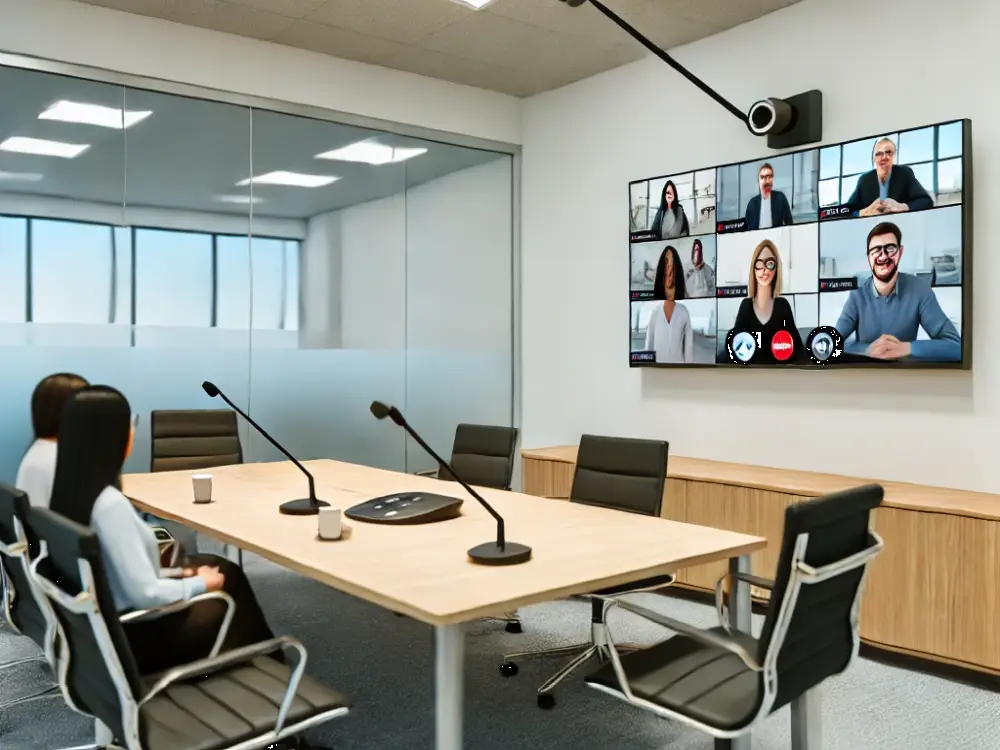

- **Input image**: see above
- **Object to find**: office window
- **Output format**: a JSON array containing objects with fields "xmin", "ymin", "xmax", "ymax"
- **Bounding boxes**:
[
  {"xmin": 282, "ymin": 240, "xmax": 300, "ymax": 331},
  {"xmin": 134, "ymin": 228, "xmax": 212, "ymax": 327},
  {"xmin": 819, "ymin": 146, "xmax": 840, "ymax": 180},
  {"xmin": 898, "ymin": 127, "xmax": 934, "ymax": 165},
  {"xmin": 32, "ymin": 219, "xmax": 113, "ymax": 324},
  {"xmin": 938, "ymin": 122, "xmax": 963, "ymax": 159},
  {"xmin": 216, "ymin": 234, "xmax": 251, "ymax": 329},
  {"xmin": 818, "ymin": 179, "xmax": 839, "ymax": 207},
  {"xmin": 250, "ymin": 238, "xmax": 285, "ymax": 330},
  {"xmin": 0, "ymin": 217, "xmax": 27, "ymax": 323},
  {"xmin": 938, "ymin": 158, "xmax": 962, "ymax": 193},
  {"xmin": 112, "ymin": 226, "xmax": 132, "ymax": 325}
]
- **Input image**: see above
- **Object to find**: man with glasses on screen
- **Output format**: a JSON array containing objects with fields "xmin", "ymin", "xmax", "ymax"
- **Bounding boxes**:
[
  {"xmin": 834, "ymin": 221, "xmax": 960, "ymax": 362},
  {"xmin": 744, "ymin": 162, "xmax": 793, "ymax": 230},
  {"xmin": 847, "ymin": 138, "xmax": 934, "ymax": 217}
]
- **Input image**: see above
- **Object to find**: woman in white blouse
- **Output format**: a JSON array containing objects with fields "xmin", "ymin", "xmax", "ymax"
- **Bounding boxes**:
[
  {"xmin": 644, "ymin": 245, "xmax": 694, "ymax": 363},
  {"xmin": 15, "ymin": 372, "xmax": 89, "ymax": 507}
]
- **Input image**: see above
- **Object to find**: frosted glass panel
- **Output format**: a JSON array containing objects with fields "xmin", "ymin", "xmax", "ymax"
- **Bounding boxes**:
[{"xmin": 403, "ymin": 155, "xmax": 514, "ymax": 472}]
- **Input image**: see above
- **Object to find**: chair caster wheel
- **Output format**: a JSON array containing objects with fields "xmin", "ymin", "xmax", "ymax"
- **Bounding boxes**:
[
  {"xmin": 505, "ymin": 620, "xmax": 523, "ymax": 634},
  {"xmin": 537, "ymin": 692, "xmax": 555, "ymax": 710},
  {"xmin": 499, "ymin": 662, "xmax": 518, "ymax": 677}
]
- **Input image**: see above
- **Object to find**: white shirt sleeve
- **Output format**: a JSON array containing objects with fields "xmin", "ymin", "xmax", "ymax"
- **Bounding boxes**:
[
  {"xmin": 644, "ymin": 310, "xmax": 656, "ymax": 350},
  {"xmin": 683, "ymin": 310, "xmax": 694, "ymax": 363}
]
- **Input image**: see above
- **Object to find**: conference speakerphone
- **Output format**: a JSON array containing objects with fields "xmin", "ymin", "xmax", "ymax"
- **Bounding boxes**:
[{"xmin": 345, "ymin": 492, "xmax": 463, "ymax": 524}]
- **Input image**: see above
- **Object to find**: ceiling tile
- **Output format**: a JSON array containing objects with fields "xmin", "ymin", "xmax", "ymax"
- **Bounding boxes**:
[
  {"xmin": 662, "ymin": 0, "xmax": 800, "ymax": 28},
  {"xmin": 271, "ymin": 19, "xmax": 410, "ymax": 65},
  {"xmin": 220, "ymin": 0, "xmax": 326, "ymax": 17},
  {"xmin": 417, "ymin": 11, "xmax": 637, "ymax": 75},
  {"xmin": 304, "ymin": 0, "xmax": 473, "ymax": 44},
  {"xmin": 380, "ymin": 46, "xmax": 536, "ymax": 96},
  {"xmin": 81, "ymin": 0, "xmax": 297, "ymax": 40}
]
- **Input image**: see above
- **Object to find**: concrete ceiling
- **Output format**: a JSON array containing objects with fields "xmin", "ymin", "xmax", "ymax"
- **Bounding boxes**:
[
  {"xmin": 0, "ymin": 63, "xmax": 504, "ymax": 220},
  {"xmin": 70, "ymin": 0, "xmax": 803, "ymax": 97}
]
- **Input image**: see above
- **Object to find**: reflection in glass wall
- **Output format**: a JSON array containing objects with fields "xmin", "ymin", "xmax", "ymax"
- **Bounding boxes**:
[{"xmin": 0, "ymin": 61, "xmax": 515, "ymax": 486}]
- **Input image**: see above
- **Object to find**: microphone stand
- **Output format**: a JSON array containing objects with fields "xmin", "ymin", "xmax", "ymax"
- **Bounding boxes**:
[{"xmin": 204, "ymin": 383, "xmax": 328, "ymax": 516}]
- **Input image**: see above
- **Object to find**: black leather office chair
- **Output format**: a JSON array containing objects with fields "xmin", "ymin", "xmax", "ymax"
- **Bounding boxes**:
[
  {"xmin": 0, "ymin": 483, "xmax": 61, "ymax": 710},
  {"xmin": 585, "ymin": 484, "xmax": 885, "ymax": 749},
  {"xmin": 24, "ymin": 504, "xmax": 351, "ymax": 750},
  {"xmin": 150, "ymin": 408, "xmax": 244, "ymax": 565},
  {"xmin": 415, "ymin": 423, "xmax": 523, "ymax": 632},
  {"xmin": 500, "ymin": 434, "xmax": 671, "ymax": 707}
]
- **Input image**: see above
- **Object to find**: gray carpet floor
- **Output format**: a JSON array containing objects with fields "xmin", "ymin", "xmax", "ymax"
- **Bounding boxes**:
[{"xmin": 3, "ymin": 549, "xmax": 999, "ymax": 750}]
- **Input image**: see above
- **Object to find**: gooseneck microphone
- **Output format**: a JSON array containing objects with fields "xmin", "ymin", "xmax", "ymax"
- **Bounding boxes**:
[
  {"xmin": 201, "ymin": 381, "xmax": 328, "ymax": 516},
  {"xmin": 370, "ymin": 401, "xmax": 531, "ymax": 566}
]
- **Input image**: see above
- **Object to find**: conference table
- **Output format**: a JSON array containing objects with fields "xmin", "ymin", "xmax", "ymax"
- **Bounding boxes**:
[{"xmin": 123, "ymin": 459, "xmax": 766, "ymax": 750}]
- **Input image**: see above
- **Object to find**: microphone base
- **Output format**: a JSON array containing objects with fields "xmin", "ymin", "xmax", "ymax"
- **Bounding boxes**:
[
  {"xmin": 467, "ymin": 540, "xmax": 532, "ymax": 566},
  {"xmin": 279, "ymin": 498, "xmax": 330, "ymax": 516}
]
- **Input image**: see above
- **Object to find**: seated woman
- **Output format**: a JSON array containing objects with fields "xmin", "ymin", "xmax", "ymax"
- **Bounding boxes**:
[
  {"xmin": 16, "ymin": 372, "xmax": 89, "ymax": 508},
  {"xmin": 48, "ymin": 386, "xmax": 282, "ymax": 672}
]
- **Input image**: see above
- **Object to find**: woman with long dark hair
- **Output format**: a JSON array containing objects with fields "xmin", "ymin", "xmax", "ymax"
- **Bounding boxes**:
[
  {"xmin": 650, "ymin": 180, "xmax": 690, "ymax": 240},
  {"xmin": 48, "ymin": 387, "xmax": 282, "ymax": 673},
  {"xmin": 16, "ymin": 372, "xmax": 89, "ymax": 508},
  {"xmin": 644, "ymin": 245, "xmax": 694, "ymax": 363}
]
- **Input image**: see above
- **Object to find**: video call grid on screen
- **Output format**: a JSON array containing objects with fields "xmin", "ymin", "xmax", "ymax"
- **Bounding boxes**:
[{"xmin": 628, "ymin": 119, "xmax": 971, "ymax": 369}]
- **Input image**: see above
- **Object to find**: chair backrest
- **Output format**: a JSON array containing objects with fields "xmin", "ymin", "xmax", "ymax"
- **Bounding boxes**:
[
  {"xmin": 150, "ymin": 408, "xmax": 243, "ymax": 472},
  {"xmin": 24, "ymin": 506, "xmax": 144, "ymax": 742},
  {"xmin": 439, "ymin": 424, "xmax": 519, "ymax": 490},
  {"xmin": 757, "ymin": 484, "xmax": 884, "ymax": 714},
  {"xmin": 0, "ymin": 483, "xmax": 48, "ymax": 648},
  {"xmin": 569, "ymin": 434, "xmax": 668, "ymax": 517}
]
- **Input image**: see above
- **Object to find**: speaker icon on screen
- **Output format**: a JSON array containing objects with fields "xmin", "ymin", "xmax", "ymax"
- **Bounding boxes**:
[{"xmin": 806, "ymin": 326, "xmax": 843, "ymax": 365}]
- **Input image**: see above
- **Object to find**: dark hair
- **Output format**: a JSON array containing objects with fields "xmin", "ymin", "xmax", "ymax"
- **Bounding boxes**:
[
  {"xmin": 651, "ymin": 180, "xmax": 689, "ymax": 237},
  {"xmin": 867, "ymin": 221, "xmax": 902, "ymax": 248},
  {"xmin": 49, "ymin": 386, "xmax": 132, "ymax": 526},
  {"xmin": 653, "ymin": 245, "xmax": 686, "ymax": 301},
  {"xmin": 30, "ymin": 372, "xmax": 89, "ymax": 439},
  {"xmin": 691, "ymin": 238, "xmax": 703, "ymax": 258},
  {"xmin": 758, "ymin": 162, "xmax": 774, "ymax": 177}
]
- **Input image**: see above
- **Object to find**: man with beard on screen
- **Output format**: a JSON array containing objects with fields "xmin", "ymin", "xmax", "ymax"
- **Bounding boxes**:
[{"xmin": 835, "ymin": 221, "xmax": 961, "ymax": 362}]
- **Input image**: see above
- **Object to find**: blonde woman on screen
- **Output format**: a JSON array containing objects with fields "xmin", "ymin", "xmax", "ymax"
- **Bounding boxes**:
[
  {"xmin": 731, "ymin": 239, "xmax": 803, "ymax": 364},
  {"xmin": 644, "ymin": 245, "xmax": 694, "ymax": 363}
]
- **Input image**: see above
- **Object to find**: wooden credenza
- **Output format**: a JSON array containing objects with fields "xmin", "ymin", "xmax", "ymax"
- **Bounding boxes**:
[{"xmin": 522, "ymin": 445, "xmax": 1000, "ymax": 675}]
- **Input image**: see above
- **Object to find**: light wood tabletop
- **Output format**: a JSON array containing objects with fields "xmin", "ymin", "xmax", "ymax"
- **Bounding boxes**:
[
  {"xmin": 522, "ymin": 445, "xmax": 1000, "ymax": 521},
  {"xmin": 123, "ymin": 459, "xmax": 765, "ymax": 626}
]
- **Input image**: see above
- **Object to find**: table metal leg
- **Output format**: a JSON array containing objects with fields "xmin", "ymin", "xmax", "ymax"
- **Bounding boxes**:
[
  {"xmin": 791, "ymin": 686, "xmax": 822, "ymax": 750},
  {"xmin": 435, "ymin": 623, "xmax": 463, "ymax": 750},
  {"xmin": 715, "ymin": 554, "xmax": 752, "ymax": 750}
]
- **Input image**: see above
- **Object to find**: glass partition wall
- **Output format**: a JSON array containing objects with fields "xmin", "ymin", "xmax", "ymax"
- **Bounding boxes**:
[{"xmin": 0, "ymin": 62, "xmax": 515, "ymax": 482}]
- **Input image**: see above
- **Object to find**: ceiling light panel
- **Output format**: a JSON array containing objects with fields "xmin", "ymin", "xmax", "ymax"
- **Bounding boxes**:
[
  {"xmin": 0, "ymin": 137, "xmax": 90, "ymax": 159},
  {"xmin": 452, "ymin": 0, "xmax": 495, "ymax": 8},
  {"xmin": 316, "ymin": 139, "xmax": 428, "ymax": 165},
  {"xmin": 236, "ymin": 171, "xmax": 339, "ymax": 188},
  {"xmin": 38, "ymin": 100, "xmax": 152, "ymax": 130},
  {"xmin": 0, "ymin": 171, "xmax": 44, "ymax": 182}
]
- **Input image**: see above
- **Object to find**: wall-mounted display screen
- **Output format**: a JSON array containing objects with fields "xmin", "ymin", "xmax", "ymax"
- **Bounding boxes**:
[{"xmin": 628, "ymin": 119, "xmax": 972, "ymax": 369}]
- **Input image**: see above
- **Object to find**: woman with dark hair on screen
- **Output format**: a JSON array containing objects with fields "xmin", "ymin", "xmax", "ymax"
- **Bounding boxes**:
[
  {"xmin": 650, "ymin": 180, "xmax": 690, "ymax": 240},
  {"xmin": 731, "ymin": 239, "xmax": 804, "ymax": 364},
  {"xmin": 15, "ymin": 372, "xmax": 90, "ymax": 508},
  {"xmin": 644, "ymin": 245, "xmax": 694, "ymax": 363},
  {"xmin": 47, "ymin": 388, "xmax": 300, "ymax": 684}
]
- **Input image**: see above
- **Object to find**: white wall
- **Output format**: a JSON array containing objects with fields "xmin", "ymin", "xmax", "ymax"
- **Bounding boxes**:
[
  {"xmin": 521, "ymin": 0, "xmax": 1000, "ymax": 492},
  {"xmin": 0, "ymin": 0, "xmax": 521, "ymax": 145}
]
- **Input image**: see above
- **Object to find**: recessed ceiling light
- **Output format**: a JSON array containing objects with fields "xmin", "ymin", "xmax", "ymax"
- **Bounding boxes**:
[
  {"xmin": 452, "ymin": 0, "xmax": 495, "ymax": 7},
  {"xmin": 215, "ymin": 194, "xmax": 264, "ymax": 204},
  {"xmin": 316, "ymin": 139, "xmax": 428, "ymax": 165},
  {"xmin": 0, "ymin": 171, "xmax": 44, "ymax": 182},
  {"xmin": 38, "ymin": 100, "xmax": 152, "ymax": 130},
  {"xmin": 0, "ymin": 137, "xmax": 90, "ymax": 159},
  {"xmin": 236, "ymin": 171, "xmax": 339, "ymax": 188}
]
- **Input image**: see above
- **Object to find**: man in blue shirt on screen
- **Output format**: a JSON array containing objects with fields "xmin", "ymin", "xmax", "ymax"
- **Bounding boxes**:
[{"xmin": 834, "ymin": 221, "xmax": 961, "ymax": 362}]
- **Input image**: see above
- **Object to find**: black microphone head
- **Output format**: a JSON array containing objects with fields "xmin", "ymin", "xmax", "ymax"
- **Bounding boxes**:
[
  {"xmin": 202, "ymin": 381, "xmax": 220, "ymax": 398},
  {"xmin": 387, "ymin": 407, "xmax": 405, "ymax": 427},
  {"xmin": 370, "ymin": 400, "xmax": 391, "ymax": 420},
  {"xmin": 559, "ymin": 0, "xmax": 588, "ymax": 6}
]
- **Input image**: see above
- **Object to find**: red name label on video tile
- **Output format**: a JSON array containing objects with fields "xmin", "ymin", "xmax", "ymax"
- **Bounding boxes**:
[{"xmin": 771, "ymin": 330, "xmax": 794, "ymax": 361}]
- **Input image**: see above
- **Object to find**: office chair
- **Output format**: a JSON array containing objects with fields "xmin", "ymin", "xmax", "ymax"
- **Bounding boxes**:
[
  {"xmin": 500, "ymin": 434, "xmax": 672, "ymax": 707},
  {"xmin": 414, "ymin": 423, "xmax": 523, "ymax": 632},
  {"xmin": 150, "ymin": 408, "xmax": 244, "ymax": 565},
  {"xmin": 585, "ymin": 484, "xmax": 885, "ymax": 750},
  {"xmin": 0, "ymin": 483, "xmax": 62, "ymax": 710},
  {"xmin": 25, "ymin": 504, "xmax": 351, "ymax": 750}
]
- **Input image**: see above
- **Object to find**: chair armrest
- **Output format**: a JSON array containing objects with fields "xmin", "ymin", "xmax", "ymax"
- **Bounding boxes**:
[
  {"xmin": 138, "ymin": 635, "xmax": 309, "ymax": 735},
  {"xmin": 120, "ymin": 591, "xmax": 235, "ymax": 658},
  {"xmin": 714, "ymin": 571, "xmax": 774, "ymax": 635},
  {"xmin": 604, "ymin": 597, "xmax": 761, "ymax": 672},
  {"xmin": 414, "ymin": 469, "xmax": 438, "ymax": 477},
  {"xmin": 151, "ymin": 526, "xmax": 180, "ymax": 567}
]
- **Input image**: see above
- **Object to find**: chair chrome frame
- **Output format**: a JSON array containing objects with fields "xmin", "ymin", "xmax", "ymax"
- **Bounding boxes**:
[
  {"xmin": 29, "ymin": 547, "xmax": 349, "ymax": 750},
  {"xmin": 588, "ymin": 529, "xmax": 885, "ymax": 742}
]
